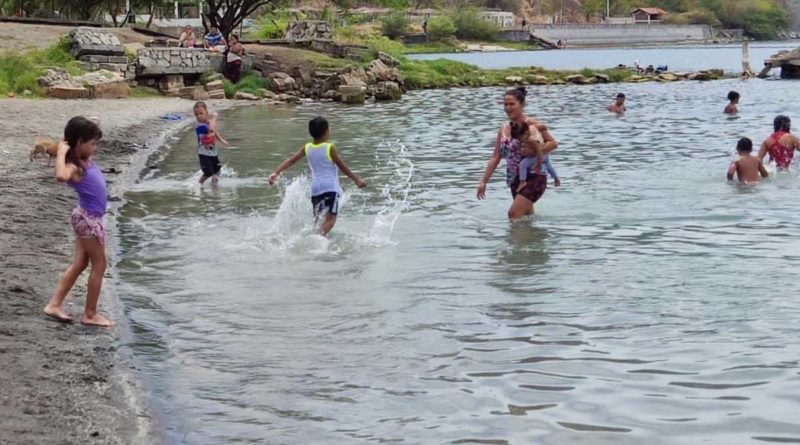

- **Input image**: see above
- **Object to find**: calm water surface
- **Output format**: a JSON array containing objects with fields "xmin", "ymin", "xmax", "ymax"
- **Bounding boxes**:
[
  {"xmin": 408, "ymin": 42, "xmax": 800, "ymax": 73},
  {"xmin": 114, "ymin": 77, "xmax": 800, "ymax": 444}
]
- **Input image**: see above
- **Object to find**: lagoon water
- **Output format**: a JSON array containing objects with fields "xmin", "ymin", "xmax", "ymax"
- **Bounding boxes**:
[
  {"xmin": 408, "ymin": 41, "xmax": 800, "ymax": 73},
  {"xmin": 114, "ymin": 77, "xmax": 800, "ymax": 444}
]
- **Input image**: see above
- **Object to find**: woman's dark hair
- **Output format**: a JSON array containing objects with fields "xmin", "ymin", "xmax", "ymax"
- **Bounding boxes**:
[
  {"xmin": 504, "ymin": 86, "xmax": 527, "ymax": 105},
  {"xmin": 509, "ymin": 121, "xmax": 529, "ymax": 141},
  {"xmin": 774, "ymin": 115, "xmax": 791, "ymax": 132},
  {"xmin": 727, "ymin": 90, "xmax": 740, "ymax": 101},
  {"xmin": 737, "ymin": 137, "xmax": 753, "ymax": 153},
  {"xmin": 63, "ymin": 116, "xmax": 102, "ymax": 173},
  {"xmin": 309, "ymin": 116, "xmax": 329, "ymax": 139}
]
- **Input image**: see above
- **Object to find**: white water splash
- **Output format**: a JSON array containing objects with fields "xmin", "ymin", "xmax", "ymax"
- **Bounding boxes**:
[{"xmin": 368, "ymin": 140, "xmax": 414, "ymax": 245}]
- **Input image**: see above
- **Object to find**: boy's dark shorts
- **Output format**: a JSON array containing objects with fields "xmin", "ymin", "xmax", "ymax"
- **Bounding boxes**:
[
  {"xmin": 198, "ymin": 154, "xmax": 221, "ymax": 177},
  {"xmin": 311, "ymin": 192, "xmax": 339, "ymax": 216}
]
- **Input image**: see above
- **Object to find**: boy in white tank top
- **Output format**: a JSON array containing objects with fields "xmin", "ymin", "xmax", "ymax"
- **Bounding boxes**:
[{"xmin": 268, "ymin": 117, "xmax": 367, "ymax": 235}]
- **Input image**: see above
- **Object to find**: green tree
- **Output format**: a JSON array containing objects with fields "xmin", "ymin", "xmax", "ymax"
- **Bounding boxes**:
[
  {"xmin": 426, "ymin": 15, "xmax": 456, "ymax": 41},
  {"xmin": 450, "ymin": 7, "xmax": 499, "ymax": 40},
  {"xmin": 381, "ymin": 11, "xmax": 411, "ymax": 39},
  {"xmin": 580, "ymin": 0, "xmax": 605, "ymax": 20},
  {"xmin": 203, "ymin": 0, "xmax": 277, "ymax": 38}
]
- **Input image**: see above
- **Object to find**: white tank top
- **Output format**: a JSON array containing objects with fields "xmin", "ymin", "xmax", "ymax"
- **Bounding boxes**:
[{"xmin": 305, "ymin": 142, "xmax": 341, "ymax": 196}]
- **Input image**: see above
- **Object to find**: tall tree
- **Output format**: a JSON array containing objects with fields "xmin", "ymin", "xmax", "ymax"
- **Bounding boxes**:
[{"xmin": 203, "ymin": 0, "xmax": 276, "ymax": 37}]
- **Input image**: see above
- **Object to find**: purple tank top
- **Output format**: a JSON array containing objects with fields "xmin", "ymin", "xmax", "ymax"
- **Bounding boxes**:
[{"xmin": 68, "ymin": 162, "xmax": 107, "ymax": 217}]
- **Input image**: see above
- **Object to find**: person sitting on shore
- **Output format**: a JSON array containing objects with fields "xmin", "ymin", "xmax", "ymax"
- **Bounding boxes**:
[
  {"xmin": 725, "ymin": 91, "xmax": 740, "ymax": 115},
  {"xmin": 608, "ymin": 93, "xmax": 626, "ymax": 115},
  {"xmin": 179, "ymin": 25, "xmax": 197, "ymax": 48},
  {"xmin": 758, "ymin": 115, "xmax": 800, "ymax": 169},
  {"xmin": 43, "ymin": 117, "xmax": 114, "ymax": 327},
  {"xmin": 203, "ymin": 26, "xmax": 227, "ymax": 52},
  {"xmin": 728, "ymin": 137, "xmax": 768, "ymax": 184}
]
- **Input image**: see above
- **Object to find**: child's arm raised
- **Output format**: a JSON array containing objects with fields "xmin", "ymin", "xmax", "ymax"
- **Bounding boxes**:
[
  {"xmin": 54, "ymin": 141, "xmax": 79, "ymax": 183},
  {"xmin": 330, "ymin": 146, "xmax": 367, "ymax": 188},
  {"xmin": 726, "ymin": 161, "xmax": 737, "ymax": 181},
  {"xmin": 268, "ymin": 147, "xmax": 306, "ymax": 184}
]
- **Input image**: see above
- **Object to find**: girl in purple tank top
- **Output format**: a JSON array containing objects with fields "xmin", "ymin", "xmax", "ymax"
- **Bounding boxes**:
[{"xmin": 43, "ymin": 117, "xmax": 113, "ymax": 327}]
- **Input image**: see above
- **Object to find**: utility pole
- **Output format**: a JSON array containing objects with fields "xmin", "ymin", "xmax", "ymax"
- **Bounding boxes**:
[{"xmin": 606, "ymin": 0, "xmax": 610, "ymax": 19}]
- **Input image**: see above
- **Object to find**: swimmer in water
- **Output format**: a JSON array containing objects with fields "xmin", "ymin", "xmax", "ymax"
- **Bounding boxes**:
[
  {"xmin": 607, "ymin": 93, "xmax": 626, "ymax": 115},
  {"xmin": 728, "ymin": 137, "xmax": 768, "ymax": 184},
  {"xmin": 724, "ymin": 91, "xmax": 740, "ymax": 115}
]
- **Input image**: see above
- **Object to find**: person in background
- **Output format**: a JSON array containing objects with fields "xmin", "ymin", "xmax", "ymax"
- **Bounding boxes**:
[
  {"xmin": 203, "ymin": 26, "xmax": 227, "ymax": 52},
  {"xmin": 758, "ymin": 115, "xmax": 800, "ymax": 169},
  {"xmin": 224, "ymin": 35, "xmax": 245, "ymax": 83},
  {"xmin": 608, "ymin": 93, "xmax": 626, "ymax": 114},
  {"xmin": 179, "ymin": 25, "xmax": 197, "ymax": 48},
  {"xmin": 725, "ymin": 91, "xmax": 740, "ymax": 115}
]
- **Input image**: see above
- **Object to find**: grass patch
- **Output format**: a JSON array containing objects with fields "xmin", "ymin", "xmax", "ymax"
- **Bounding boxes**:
[
  {"xmin": 223, "ymin": 79, "xmax": 236, "ymax": 99},
  {"xmin": 130, "ymin": 86, "xmax": 161, "ymax": 98},
  {"xmin": 0, "ymin": 37, "xmax": 83, "ymax": 97},
  {"xmin": 233, "ymin": 72, "xmax": 270, "ymax": 96}
]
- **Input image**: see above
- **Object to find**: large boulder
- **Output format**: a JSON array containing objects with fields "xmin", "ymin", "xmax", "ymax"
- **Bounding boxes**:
[
  {"xmin": 374, "ymin": 81, "xmax": 402, "ymax": 101},
  {"xmin": 78, "ymin": 71, "xmax": 130, "ymax": 99},
  {"xmin": 378, "ymin": 51, "xmax": 400, "ymax": 67},
  {"xmin": 269, "ymin": 72, "xmax": 297, "ymax": 93},
  {"xmin": 338, "ymin": 84, "xmax": 366, "ymax": 104},
  {"xmin": 157, "ymin": 74, "xmax": 185, "ymax": 95},
  {"xmin": 68, "ymin": 28, "xmax": 125, "ymax": 58},
  {"xmin": 505, "ymin": 75, "xmax": 524, "ymax": 85},
  {"xmin": 367, "ymin": 59, "xmax": 403, "ymax": 84},
  {"xmin": 234, "ymin": 91, "xmax": 260, "ymax": 101}
]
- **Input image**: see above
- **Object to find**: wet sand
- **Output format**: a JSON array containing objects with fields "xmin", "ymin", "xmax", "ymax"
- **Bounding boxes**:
[{"xmin": 0, "ymin": 98, "xmax": 232, "ymax": 444}]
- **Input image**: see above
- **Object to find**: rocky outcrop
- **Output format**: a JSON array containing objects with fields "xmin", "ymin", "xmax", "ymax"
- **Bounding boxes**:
[
  {"xmin": 374, "ymin": 81, "xmax": 402, "ymax": 101},
  {"xmin": 269, "ymin": 72, "xmax": 297, "ymax": 93},
  {"xmin": 68, "ymin": 28, "xmax": 125, "ymax": 58},
  {"xmin": 37, "ymin": 68, "xmax": 129, "ymax": 99}
]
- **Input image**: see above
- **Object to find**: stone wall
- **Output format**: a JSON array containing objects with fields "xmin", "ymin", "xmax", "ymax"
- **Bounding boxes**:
[
  {"xmin": 68, "ymin": 27, "xmax": 125, "ymax": 57},
  {"xmin": 285, "ymin": 21, "xmax": 332, "ymax": 42},
  {"xmin": 528, "ymin": 24, "xmax": 712, "ymax": 46},
  {"xmin": 136, "ymin": 48, "xmax": 211, "ymax": 76}
]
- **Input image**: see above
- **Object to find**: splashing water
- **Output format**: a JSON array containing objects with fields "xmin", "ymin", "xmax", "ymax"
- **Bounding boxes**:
[{"xmin": 369, "ymin": 140, "xmax": 414, "ymax": 245}]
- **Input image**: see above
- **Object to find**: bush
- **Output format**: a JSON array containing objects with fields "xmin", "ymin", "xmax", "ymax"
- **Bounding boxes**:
[
  {"xmin": 425, "ymin": 15, "xmax": 456, "ymax": 42},
  {"xmin": 365, "ymin": 35, "xmax": 407, "ymax": 58},
  {"xmin": 381, "ymin": 11, "xmax": 410, "ymax": 39},
  {"xmin": 234, "ymin": 73, "xmax": 270, "ymax": 95},
  {"xmin": 450, "ymin": 8, "xmax": 500, "ymax": 41},
  {"xmin": 254, "ymin": 11, "xmax": 302, "ymax": 39},
  {"xmin": 0, "ymin": 37, "xmax": 83, "ymax": 97}
]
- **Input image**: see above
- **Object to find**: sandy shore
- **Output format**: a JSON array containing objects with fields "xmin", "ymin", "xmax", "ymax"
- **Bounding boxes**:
[{"xmin": 0, "ymin": 98, "xmax": 232, "ymax": 444}]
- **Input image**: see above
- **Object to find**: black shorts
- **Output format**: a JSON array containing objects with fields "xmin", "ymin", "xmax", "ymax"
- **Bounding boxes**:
[
  {"xmin": 311, "ymin": 192, "xmax": 339, "ymax": 216},
  {"xmin": 198, "ymin": 154, "xmax": 221, "ymax": 177}
]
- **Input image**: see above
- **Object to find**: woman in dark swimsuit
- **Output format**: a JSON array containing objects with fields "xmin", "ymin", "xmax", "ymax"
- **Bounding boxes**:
[{"xmin": 476, "ymin": 87, "xmax": 559, "ymax": 219}]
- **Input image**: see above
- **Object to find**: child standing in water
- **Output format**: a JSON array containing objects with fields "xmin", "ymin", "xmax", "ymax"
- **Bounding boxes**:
[
  {"xmin": 725, "ymin": 91, "xmax": 740, "ymax": 115},
  {"xmin": 512, "ymin": 122, "xmax": 561, "ymax": 192},
  {"xmin": 194, "ymin": 101, "xmax": 229, "ymax": 185},
  {"xmin": 268, "ymin": 117, "xmax": 367, "ymax": 236},
  {"xmin": 43, "ymin": 117, "xmax": 113, "ymax": 327},
  {"xmin": 728, "ymin": 137, "xmax": 768, "ymax": 184}
]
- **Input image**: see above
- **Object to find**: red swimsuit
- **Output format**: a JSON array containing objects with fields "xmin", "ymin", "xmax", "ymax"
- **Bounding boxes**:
[{"xmin": 768, "ymin": 131, "xmax": 795, "ymax": 168}]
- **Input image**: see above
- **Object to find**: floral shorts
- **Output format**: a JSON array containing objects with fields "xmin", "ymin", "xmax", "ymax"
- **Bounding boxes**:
[{"xmin": 70, "ymin": 208, "xmax": 105, "ymax": 245}]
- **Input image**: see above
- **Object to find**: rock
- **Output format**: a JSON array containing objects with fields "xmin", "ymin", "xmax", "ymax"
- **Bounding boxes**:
[
  {"xmin": 7, "ymin": 92, "xmax": 15, "ymax": 98},
  {"xmin": 658, "ymin": 73, "xmax": 678, "ymax": 82},
  {"xmin": 707, "ymin": 69, "xmax": 724, "ymax": 78},
  {"xmin": 374, "ymin": 81, "xmax": 402, "ymax": 101},
  {"xmin": 594, "ymin": 74, "xmax": 610, "ymax": 83},
  {"xmin": 205, "ymin": 80, "xmax": 225, "ymax": 93},
  {"xmin": 258, "ymin": 89, "xmax": 277, "ymax": 100},
  {"xmin": 565, "ymin": 74, "xmax": 586, "ymax": 84},
  {"xmin": 551, "ymin": 79, "xmax": 566, "ymax": 85},
  {"xmin": 378, "ymin": 51, "xmax": 400, "ymax": 67},
  {"xmin": 179, "ymin": 86, "xmax": 209, "ymax": 101},
  {"xmin": 205, "ymin": 73, "xmax": 224, "ymax": 83},
  {"xmin": 290, "ymin": 66, "xmax": 312, "ymax": 87},
  {"xmin": 338, "ymin": 84, "xmax": 366, "ymax": 104},
  {"xmin": 367, "ymin": 59, "xmax": 403, "ymax": 84},
  {"xmin": 68, "ymin": 27, "xmax": 125, "ymax": 57},
  {"xmin": 37, "ymin": 68, "xmax": 75, "ymax": 88},
  {"xmin": 505, "ymin": 76, "xmax": 524, "ymax": 84},
  {"xmin": 157, "ymin": 75, "xmax": 184, "ymax": 95},
  {"xmin": 277, "ymin": 94, "xmax": 301, "ymax": 104},
  {"xmin": 688, "ymin": 72, "xmax": 711, "ymax": 81},
  {"xmin": 269, "ymin": 72, "xmax": 296, "ymax": 93},
  {"xmin": 234, "ymin": 91, "xmax": 260, "ymax": 101},
  {"xmin": 529, "ymin": 75, "xmax": 550, "ymax": 85},
  {"xmin": 47, "ymin": 85, "xmax": 91, "ymax": 99},
  {"xmin": 22, "ymin": 89, "xmax": 32, "ymax": 96},
  {"xmin": 208, "ymin": 90, "xmax": 226, "ymax": 99},
  {"xmin": 322, "ymin": 89, "xmax": 339, "ymax": 101}
]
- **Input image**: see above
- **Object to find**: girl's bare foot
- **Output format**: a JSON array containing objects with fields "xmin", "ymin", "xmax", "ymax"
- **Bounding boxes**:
[
  {"xmin": 516, "ymin": 181, "xmax": 527, "ymax": 193},
  {"xmin": 80, "ymin": 313, "xmax": 114, "ymax": 327},
  {"xmin": 43, "ymin": 304, "xmax": 72, "ymax": 323}
]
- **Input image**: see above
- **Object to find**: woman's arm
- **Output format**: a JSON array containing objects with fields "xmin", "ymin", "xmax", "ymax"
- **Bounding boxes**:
[{"xmin": 477, "ymin": 127, "xmax": 503, "ymax": 200}]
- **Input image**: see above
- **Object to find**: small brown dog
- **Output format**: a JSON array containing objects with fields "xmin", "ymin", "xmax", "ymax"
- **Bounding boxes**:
[{"xmin": 30, "ymin": 138, "xmax": 59, "ymax": 165}]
